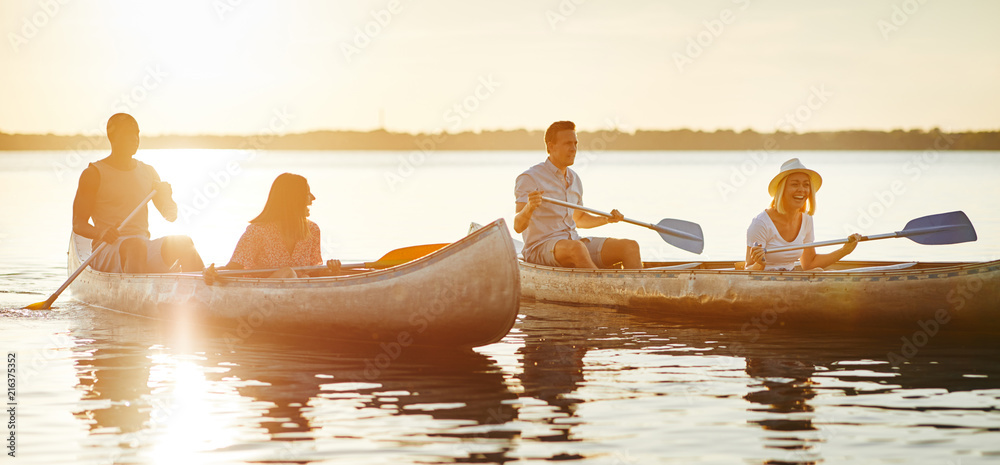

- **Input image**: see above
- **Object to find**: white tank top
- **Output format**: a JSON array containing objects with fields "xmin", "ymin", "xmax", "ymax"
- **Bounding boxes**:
[{"xmin": 90, "ymin": 159, "xmax": 157, "ymax": 239}]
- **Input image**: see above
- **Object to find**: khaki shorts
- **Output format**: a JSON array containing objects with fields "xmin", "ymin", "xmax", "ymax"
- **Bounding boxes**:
[
  {"xmin": 89, "ymin": 235, "xmax": 168, "ymax": 273},
  {"xmin": 524, "ymin": 237, "xmax": 608, "ymax": 268}
]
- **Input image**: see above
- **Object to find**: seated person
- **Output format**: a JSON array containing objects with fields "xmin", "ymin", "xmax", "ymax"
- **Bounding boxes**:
[
  {"xmin": 745, "ymin": 158, "xmax": 861, "ymax": 271},
  {"xmin": 514, "ymin": 120, "xmax": 641, "ymax": 269},
  {"xmin": 205, "ymin": 173, "xmax": 339, "ymax": 281},
  {"xmin": 73, "ymin": 113, "xmax": 204, "ymax": 273}
]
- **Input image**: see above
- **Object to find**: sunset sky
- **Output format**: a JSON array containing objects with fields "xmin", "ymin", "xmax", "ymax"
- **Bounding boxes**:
[{"xmin": 2, "ymin": 0, "xmax": 998, "ymax": 136}]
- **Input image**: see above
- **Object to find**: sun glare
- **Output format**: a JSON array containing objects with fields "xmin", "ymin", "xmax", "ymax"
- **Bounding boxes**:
[
  {"xmin": 145, "ymin": 355, "xmax": 242, "ymax": 465},
  {"xmin": 140, "ymin": 149, "xmax": 263, "ymax": 264}
]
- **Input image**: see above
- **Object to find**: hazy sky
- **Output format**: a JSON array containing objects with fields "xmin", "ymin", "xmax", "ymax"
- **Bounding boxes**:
[{"xmin": 2, "ymin": 0, "xmax": 998, "ymax": 135}]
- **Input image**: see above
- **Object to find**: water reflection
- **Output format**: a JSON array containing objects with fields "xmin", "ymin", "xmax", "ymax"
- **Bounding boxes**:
[
  {"xmin": 75, "ymin": 343, "xmax": 152, "ymax": 435},
  {"xmin": 731, "ymin": 326, "xmax": 1000, "ymax": 465},
  {"xmin": 223, "ymin": 339, "xmax": 520, "ymax": 463},
  {"xmin": 742, "ymin": 357, "xmax": 819, "ymax": 465},
  {"xmin": 68, "ymin": 308, "xmax": 522, "ymax": 463},
  {"xmin": 41, "ymin": 300, "xmax": 1000, "ymax": 464},
  {"xmin": 517, "ymin": 312, "xmax": 587, "ymax": 445}
]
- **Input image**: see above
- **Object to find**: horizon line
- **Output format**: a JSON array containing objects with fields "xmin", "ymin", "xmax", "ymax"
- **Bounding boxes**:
[{"xmin": 4, "ymin": 126, "xmax": 1000, "ymax": 138}]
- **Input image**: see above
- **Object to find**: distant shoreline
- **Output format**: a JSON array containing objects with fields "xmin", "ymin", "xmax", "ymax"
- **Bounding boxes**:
[{"xmin": 2, "ymin": 129, "xmax": 998, "ymax": 151}]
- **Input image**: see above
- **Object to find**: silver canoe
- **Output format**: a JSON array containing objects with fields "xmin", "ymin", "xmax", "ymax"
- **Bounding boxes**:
[
  {"xmin": 520, "ymin": 259, "xmax": 1000, "ymax": 331},
  {"xmin": 68, "ymin": 219, "xmax": 520, "ymax": 348}
]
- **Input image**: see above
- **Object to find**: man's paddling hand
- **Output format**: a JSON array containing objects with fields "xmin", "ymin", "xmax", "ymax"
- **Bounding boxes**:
[
  {"xmin": 526, "ymin": 190, "xmax": 543, "ymax": 211},
  {"xmin": 608, "ymin": 209, "xmax": 624, "ymax": 224},
  {"xmin": 153, "ymin": 181, "xmax": 179, "ymax": 222},
  {"xmin": 99, "ymin": 227, "xmax": 120, "ymax": 245},
  {"xmin": 514, "ymin": 190, "xmax": 544, "ymax": 233},
  {"xmin": 154, "ymin": 181, "xmax": 172, "ymax": 197}
]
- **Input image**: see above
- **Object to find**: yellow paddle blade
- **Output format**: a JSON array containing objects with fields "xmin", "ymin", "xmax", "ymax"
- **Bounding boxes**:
[
  {"xmin": 366, "ymin": 243, "xmax": 449, "ymax": 269},
  {"xmin": 24, "ymin": 300, "xmax": 52, "ymax": 310}
]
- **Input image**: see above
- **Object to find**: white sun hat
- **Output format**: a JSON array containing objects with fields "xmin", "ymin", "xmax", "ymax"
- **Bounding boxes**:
[{"xmin": 768, "ymin": 158, "xmax": 822, "ymax": 197}]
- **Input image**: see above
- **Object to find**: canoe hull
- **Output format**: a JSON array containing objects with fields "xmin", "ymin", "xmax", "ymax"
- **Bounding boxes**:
[
  {"xmin": 520, "ymin": 260, "xmax": 1000, "ymax": 331},
  {"xmin": 69, "ymin": 220, "xmax": 520, "ymax": 348}
]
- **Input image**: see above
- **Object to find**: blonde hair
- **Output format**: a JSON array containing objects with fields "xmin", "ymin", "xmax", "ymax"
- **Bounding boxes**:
[{"xmin": 769, "ymin": 176, "xmax": 816, "ymax": 215}]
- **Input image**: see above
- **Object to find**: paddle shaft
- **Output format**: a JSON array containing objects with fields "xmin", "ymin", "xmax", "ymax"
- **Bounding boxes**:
[
  {"xmin": 31, "ymin": 191, "xmax": 157, "ymax": 309},
  {"xmin": 764, "ymin": 224, "xmax": 961, "ymax": 254},
  {"xmin": 540, "ymin": 196, "xmax": 701, "ymax": 242}
]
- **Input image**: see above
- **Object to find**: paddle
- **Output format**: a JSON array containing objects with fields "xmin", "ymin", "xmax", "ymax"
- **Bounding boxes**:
[
  {"xmin": 763, "ymin": 211, "xmax": 977, "ymax": 254},
  {"xmin": 212, "ymin": 242, "xmax": 450, "ymax": 277},
  {"xmin": 25, "ymin": 190, "xmax": 157, "ymax": 310},
  {"xmin": 540, "ymin": 196, "xmax": 704, "ymax": 254}
]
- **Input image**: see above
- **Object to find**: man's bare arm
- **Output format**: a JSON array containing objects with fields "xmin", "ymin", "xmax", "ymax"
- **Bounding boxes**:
[
  {"xmin": 514, "ymin": 190, "xmax": 543, "ymax": 233},
  {"xmin": 149, "ymin": 169, "xmax": 178, "ymax": 222},
  {"xmin": 573, "ymin": 209, "xmax": 609, "ymax": 229},
  {"xmin": 72, "ymin": 167, "xmax": 108, "ymax": 241}
]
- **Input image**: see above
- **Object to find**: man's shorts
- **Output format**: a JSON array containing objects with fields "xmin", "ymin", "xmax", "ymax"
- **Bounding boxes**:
[
  {"xmin": 523, "ymin": 237, "xmax": 608, "ymax": 268},
  {"xmin": 89, "ymin": 235, "xmax": 168, "ymax": 273}
]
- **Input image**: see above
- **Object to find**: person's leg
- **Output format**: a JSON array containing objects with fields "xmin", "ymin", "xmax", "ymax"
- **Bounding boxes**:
[
  {"xmin": 119, "ymin": 238, "xmax": 148, "ymax": 273},
  {"xmin": 552, "ymin": 239, "xmax": 598, "ymax": 269},
  {"xmin": 599, "ymin": 238, "xmax": 642, "ymax": 269},
  {"xmin": 160, "ymin": 235, "xmax": 205, "ymax": 272},
  {"xmin": 269, "ymin": 267, "xmax": 298, "ymax": 278}
]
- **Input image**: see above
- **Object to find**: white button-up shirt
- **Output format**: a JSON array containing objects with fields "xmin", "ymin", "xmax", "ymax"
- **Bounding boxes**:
[{"xmin": 514, "ymin": 158, "xmax": 585, "ymax": 258}]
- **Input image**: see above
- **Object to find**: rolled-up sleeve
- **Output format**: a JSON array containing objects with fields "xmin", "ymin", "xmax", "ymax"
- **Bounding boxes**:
[{"xmin": 514, "ymin": 173, "xmax": 536, "ymax": 204}]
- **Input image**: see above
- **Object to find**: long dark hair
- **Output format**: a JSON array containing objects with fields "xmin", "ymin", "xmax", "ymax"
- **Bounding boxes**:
[{"xmin": 251, "ymin": 173, "xmax": 313, "ymax": 245}]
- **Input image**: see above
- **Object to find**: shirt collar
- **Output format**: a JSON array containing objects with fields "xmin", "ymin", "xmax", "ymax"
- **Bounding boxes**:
[{"xmin": 543, "ymin": 158, "xmax": 570, "ymax": 183}]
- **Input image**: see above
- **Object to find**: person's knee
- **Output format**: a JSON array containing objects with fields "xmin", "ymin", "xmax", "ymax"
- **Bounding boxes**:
[
  {"xmin": 166, "ymin": 235, "xmax": 196, "ymax": 250},
  {"xmin": 119, "ymin": 238, "xmax": 147, "ymax": 272},
  {"xmin": 120, "ymin": 238, "xmax": 146, "ymax": 256},
  {"xmin": 622, "ymin": 239, "xmax": 640, "ymax": 257},
  {"xmin": 565, "ymin": 242, "xmax": 591, "ymax": 265}
]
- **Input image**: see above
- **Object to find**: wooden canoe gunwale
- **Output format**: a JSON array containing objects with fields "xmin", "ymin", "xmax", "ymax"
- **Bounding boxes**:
[{"xmin": 68, "ymin": 219, "xmax": 521, "ymax": 348}]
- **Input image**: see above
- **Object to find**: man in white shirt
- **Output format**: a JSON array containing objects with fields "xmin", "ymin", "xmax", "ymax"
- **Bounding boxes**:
[{"xmin": 513, "ymin": 121, "xmax": 641, "ymax": 269}]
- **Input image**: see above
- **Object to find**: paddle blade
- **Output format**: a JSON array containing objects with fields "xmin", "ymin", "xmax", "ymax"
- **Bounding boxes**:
[
  {"xmin": 901, "ymin": 211, "xmax": 977, "ymax": 245},
  {"xmin": 368, "ymin": 243, "xmax": 449, "ymax": 268},
  {"xmin": 653, "ymin": 219, "xmax": 704, "ymax": 255},
  {"xmin": 24, "ymin": 300, "xmax": 52, "ymax": 310}
]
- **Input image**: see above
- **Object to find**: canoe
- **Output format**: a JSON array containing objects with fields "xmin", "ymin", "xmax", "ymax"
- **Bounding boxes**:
[
  {"xmin": 67, "ymin": 219, "xmax": 520, "ymax": 348},
  {"xmin": 519, "ymin": 259, "xmax": 1000, "ymax": 331}
]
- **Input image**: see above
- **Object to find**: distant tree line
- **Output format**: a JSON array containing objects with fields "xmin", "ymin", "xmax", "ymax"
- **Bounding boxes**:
[{"xmin": 1, "ymin": 128, "xmax": 997, "ymax": 151}]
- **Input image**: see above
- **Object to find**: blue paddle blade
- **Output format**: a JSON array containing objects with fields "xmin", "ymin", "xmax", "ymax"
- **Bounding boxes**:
[
  {"xmin": 654, "ymin": 219, "xmax": 704, "ymax": 254},
  {"xmin": 900, "ymin": 211, "xmax": 977, "ymax": 245}
]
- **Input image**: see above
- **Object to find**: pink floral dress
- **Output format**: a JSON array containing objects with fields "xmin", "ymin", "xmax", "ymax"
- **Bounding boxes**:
[{"xmin": 229, "ymin": 221, "xmax": 322, "ymax": 270}]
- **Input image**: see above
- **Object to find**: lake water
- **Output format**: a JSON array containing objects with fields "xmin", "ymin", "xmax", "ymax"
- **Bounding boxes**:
[{"xmin": 2, "ymin": 149, "xmax": 1000, "ymax": 464}]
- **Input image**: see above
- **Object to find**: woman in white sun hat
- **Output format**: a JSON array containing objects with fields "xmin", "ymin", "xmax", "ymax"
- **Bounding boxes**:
[{"xmin": 745, "ymin": 158, "xmax": 862, "ymax": 271}]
